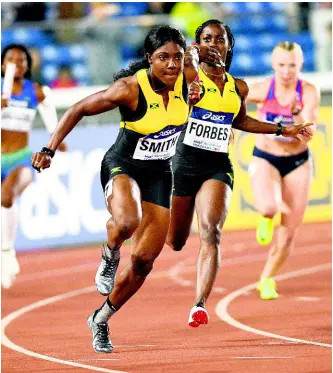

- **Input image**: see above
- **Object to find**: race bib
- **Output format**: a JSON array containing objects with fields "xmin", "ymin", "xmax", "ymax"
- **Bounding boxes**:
[
  {"xmin": 1, "ymin": 106, "xmax": 36, "ymax": 132},
  {"xmin": 184, "ymin": 109, "xmax": 234, "ymax": 153},
  {"xmin": 265, "ymin": 112, "xmax": 296, "ymax": 143},
  {"xmin": 133, "ymin": 125, "xmax": 182, "ymax": 160}
]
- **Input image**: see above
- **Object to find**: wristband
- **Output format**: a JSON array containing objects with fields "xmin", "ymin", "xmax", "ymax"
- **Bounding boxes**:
[
  {"xmin": 275, "ymin": 122, "xmax": 282, "ymax": 136},
  {"xmin": 41, "ymin": 147, "xmax": 55, "ymax": 158}
]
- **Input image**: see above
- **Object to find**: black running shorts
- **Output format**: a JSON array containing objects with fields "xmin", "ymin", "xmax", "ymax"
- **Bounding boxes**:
[{"xmin": 101, "ymin": 149, "xmax": 172, "ymax": 208}]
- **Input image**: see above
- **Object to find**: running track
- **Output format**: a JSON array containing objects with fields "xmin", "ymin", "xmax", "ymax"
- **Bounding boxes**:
[{"xmin": 1, "ymin": 222, "xmax": 331, "ymax": 373}]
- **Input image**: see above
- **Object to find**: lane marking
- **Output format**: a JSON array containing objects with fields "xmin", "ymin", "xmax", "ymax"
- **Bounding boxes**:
[
  {"xmin": 215, "ymin": 263, "xmax": 332, "ymax": 348},
  {"xmin": 296, "ymin": 296, "xmax": 321, "ymax": 302},
  {"xmin": 1, "ymin": 285, "xmax": 128, "ymax": 373},
  {"xmin": 167, "ymin": 243, "xmax": 330, "ymax": 293},
  {"xmin": 232, "ymin": 356, "xmax": 296, "ymax": 359}
]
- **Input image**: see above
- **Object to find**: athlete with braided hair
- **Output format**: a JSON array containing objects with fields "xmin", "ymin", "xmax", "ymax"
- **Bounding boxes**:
[
  {"xmin": 31, "ymin": 25, "xmax": 204, "ymax": 353},
  {"xmin": 1, "ymin": 44, "xmax": 66, "ymax": 289},
  {"xmin": 167, "ymin": 20, "xmax": 314, "ymax": 327}
]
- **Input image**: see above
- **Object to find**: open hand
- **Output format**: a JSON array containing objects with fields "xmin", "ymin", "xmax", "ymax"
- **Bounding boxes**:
[{"xmin": 282, "ymin": 122, "xmax": 314, "ymax": 142}]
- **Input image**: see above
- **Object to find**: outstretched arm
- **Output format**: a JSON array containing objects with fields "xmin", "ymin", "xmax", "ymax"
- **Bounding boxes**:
[{"xmin": 31, "ymin": 78, "xmax": 136, "ymax": 171}]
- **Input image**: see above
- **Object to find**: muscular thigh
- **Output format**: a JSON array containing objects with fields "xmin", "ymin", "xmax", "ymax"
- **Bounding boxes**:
[
  {"xmin": 195, "ymin": 179, "xmax": 232, "ymax": 231},
  {"xmin": 131, "ymin": 201, "xmax": 170, "ymax": 258},
  {"xmin": 249, "ymin": 156, "xmax": 281, "ymax": 212},
  {"xmin": 281, "ymin": 161, "xmax": 311, "ymax": 228},
  {"xmin": 107, "ymin": 174, "xmax": 142, "ymax": 222}
]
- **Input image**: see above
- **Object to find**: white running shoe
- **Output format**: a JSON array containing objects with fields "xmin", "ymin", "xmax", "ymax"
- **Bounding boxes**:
[{"xmin": 1, "ymin": 249, "xmax": 20, "ymax": 289}]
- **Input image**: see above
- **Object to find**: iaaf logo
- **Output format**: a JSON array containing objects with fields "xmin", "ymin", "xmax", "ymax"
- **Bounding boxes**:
[
  {"xmin": 153, "ymin": 127, "xmax": 177, "ymax": 138},
  {"xmin": 202, "ymin": 112, "xmax": 226, "ymax": 121}
]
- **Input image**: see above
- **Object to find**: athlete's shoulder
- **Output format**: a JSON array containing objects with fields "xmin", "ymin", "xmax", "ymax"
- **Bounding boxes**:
[
  {"xmin": 32, "ymin": 81, "xmax": 45, "ymax": 103},
  {"xmin": 246, "ymin": 77, "xmax": 271, "ymax": 103},
  {"xmin": 233, "ymin": 77, "xmax": 249, "ymax": 99},
  {"xmin": 109, "ymin": 75, "xmax": 139, "ymax": 103},
  {"xmin": 301, "ymin": 78, "xmax": 320, "ymax": 100}
]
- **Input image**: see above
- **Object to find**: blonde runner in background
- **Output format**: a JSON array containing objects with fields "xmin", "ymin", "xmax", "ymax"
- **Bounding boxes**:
[{"xmin": 246, "ymin": 42, "xmax": 320, "ymax": 300}]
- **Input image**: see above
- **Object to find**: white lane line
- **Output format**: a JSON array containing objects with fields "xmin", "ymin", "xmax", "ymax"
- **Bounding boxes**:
[
  {"xmin": 215, "ymin": 263, "xmax": 332, "ymax": 348},
  {"xmin": 1, "ymin": 285, "xmax": 128, "ymax": 373},
  {"xmin": 296, "ymin": 297, "xmax": 321, "ymax": 302},
  {"xmin": 167, "ymin": 243, "xmax": 330, "ymax": 293},
  {"xmin": 232, "ymin": 356, "xmax": 296, "ymax": 359}
]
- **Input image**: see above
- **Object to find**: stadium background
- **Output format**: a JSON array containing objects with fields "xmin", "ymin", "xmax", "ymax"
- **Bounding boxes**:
[{"xmin": 1, "ymin": 2, "xmax": 331, "ymax": 251}]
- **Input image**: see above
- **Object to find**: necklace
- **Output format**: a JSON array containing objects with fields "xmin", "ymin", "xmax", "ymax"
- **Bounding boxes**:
[{"xmin": 202, "ymin": 68, "xmax": 225, "ymax": 78}]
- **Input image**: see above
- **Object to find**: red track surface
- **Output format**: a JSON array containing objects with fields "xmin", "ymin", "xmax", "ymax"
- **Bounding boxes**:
[{"xmin": 1, "ymin": 222, "xmax": 332, "ymax": 373}]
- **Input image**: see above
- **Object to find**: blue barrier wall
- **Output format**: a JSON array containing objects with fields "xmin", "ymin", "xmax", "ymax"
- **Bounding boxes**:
[{"xmin": 16, "ymin": 125, "xmax": 119, "ymax": 251}]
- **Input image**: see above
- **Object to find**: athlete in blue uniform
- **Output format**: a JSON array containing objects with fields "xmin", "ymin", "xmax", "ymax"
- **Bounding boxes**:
[{"xmin": 1, "ymin": 44, "xmax": 66, "ymax": 289}]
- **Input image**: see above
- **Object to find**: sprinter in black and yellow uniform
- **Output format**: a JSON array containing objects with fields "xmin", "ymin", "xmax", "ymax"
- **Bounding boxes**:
[
  {"xmin": 31, "ymin": 25, "xmax": 207, "ymax": 353},
  {"xmin": 166, "ymin": 20, "xmax": 314, "ymax": 328}
]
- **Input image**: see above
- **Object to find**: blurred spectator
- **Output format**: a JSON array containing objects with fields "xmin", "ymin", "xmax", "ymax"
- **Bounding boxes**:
[
  {"xmin": 298, "ymin": 2, "xmax": 311, "ymax": 31},
  {"xmin": 58, "ymin": 2, "xmax": 87, "ymax": 19},
  {"xmin": 309, "ymin": 2, "xmax": 332, "ymax": 71},
  {"xmin": 50, "ymin": 65, "xmax": 78, "ymax": 89},
  {"xmin": 169, "ymin": 2, "xmax": 213, "ymax": 39},
  {"xmin": 78, "ymin": 2, "xmax": 144, "ymax": 85},
  {"xmin": 15, "ymin": 2, "xmax": 47, "ymax": 22},
  {"xmin": 30, "ymin": 47, "xmax": 45, "ymax": 85},
  {"xmin": 146, "ymin": 2, "xmax": 173, "ymax": 15}
]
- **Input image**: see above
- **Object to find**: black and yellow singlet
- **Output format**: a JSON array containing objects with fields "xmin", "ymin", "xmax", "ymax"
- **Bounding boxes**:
[
  {"xmin": 175, "ymin": 67, "xmax": 241, "ymax": 166},
  {"xmin": 111, "ymin": 69, "xmax": 188, "ymax": 162}
]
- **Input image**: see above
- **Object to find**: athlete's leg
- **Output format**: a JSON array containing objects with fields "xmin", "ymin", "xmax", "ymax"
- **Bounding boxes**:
[
  {"xmin": 249, "ymin": 156, "xmax": 282, "ymax": 245},
  {"xmin": 107, "ymin": 201, "xmax": 170, "ymax": 308},
  {"xmin": 167, "ymin": 195, "xmax": 195, "ymax": 251},
  {"xmin": 195, "ymin": 179, "xmax": 232, "ymax": 307},
  {"xmin": 262, "ymin": 161, "xmax": 311, "ymax": 280},
  {"xmin": 89, "ymin": 201, "xmax": 170, "ymax": 352},
  {"xmin": 95, "ymin": 174, "xmax": 142, "ymax": 295},
  {"xmin": 1, "ymin": 166, "xmax": 33, "ymax": 289}
]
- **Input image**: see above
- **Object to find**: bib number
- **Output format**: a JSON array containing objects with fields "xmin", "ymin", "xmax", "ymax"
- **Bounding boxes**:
[
  {"xmin": 1, "ymin": 107, "xmax": 36, "ymax": 132},
  {"xmin": 133, "ymin": 125, "xmax": 182, "ymax": 160},
  {"xmin": 184, "ymin": 118, "xmax": 232, "ymax": 153}
]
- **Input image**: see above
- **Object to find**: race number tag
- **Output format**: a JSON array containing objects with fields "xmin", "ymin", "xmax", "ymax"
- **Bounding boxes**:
[
  {"xmin": 133, "ymin": 125, "xmax": 182, "ymax": 160},
  {"xmin": 184, "ymin": 108, "xmax": 234, "ymax": 153},
  {"xmin": 1, "ymin": 104, "xmax": 36, "ymax": 132}
]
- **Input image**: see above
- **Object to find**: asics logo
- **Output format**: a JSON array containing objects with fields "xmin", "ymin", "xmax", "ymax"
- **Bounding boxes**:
[
  {"xmin": 154, "ymin": 128, "xmax": 177, "ymax": 138},
  {"xmin": 202, "ymin": 112, "xmax": 226, "ymax": 121}
]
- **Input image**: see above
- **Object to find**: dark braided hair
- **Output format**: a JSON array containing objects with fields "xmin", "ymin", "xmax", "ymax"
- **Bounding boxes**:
[
  {"xmin": 1, "ymin": 43, "xmax": 32, "ymax": 79},
  {"xmin": 195, "ymin": 19, "xmax": 235, "ymax": 72},
  {"xmin": 114, "ymin": 25, "xmax": 186, "ymax": 81}
]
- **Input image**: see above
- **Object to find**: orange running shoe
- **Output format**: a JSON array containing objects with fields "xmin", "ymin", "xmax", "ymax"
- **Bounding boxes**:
[{"xmin": 188, "ymin": 306, "xmax": 209, "ymax": 327}]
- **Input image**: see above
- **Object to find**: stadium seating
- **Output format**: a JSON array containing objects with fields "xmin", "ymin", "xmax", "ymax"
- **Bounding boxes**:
[{"xmin": 1, "ymin": 2, "xmax": 317, "ymax": 84}]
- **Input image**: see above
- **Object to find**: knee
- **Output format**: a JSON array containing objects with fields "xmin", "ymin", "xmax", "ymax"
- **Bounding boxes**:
[
  {"xmin": 131, "ymin": 253, "xmax": 156, "ymax": 277},
  {"xmin": 107, "ymin": 215, "xmax": 140, "ymax": 240},
  {"xmin": 1, "ymin": 192, "xmax": 14, "ymax": 208},
  {"xmin": 200, "ymin": 223, "xmax": 221, "ymax": 247},
  {"xmin": 166, "ymin": 235, "xmax": 186, "ymax": 252},
  {"xmin": 259, "ymin": 205, "xmax": 278, "ymax": 219}
]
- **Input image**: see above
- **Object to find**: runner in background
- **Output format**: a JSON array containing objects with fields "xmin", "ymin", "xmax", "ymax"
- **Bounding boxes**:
[
  {"xmin": 247, "ymin": 41, "xmax": 319, "ymax": 300},
  {"xmin": 1, "ymin": 44, "xmax": 66, "ymax": 289}
]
